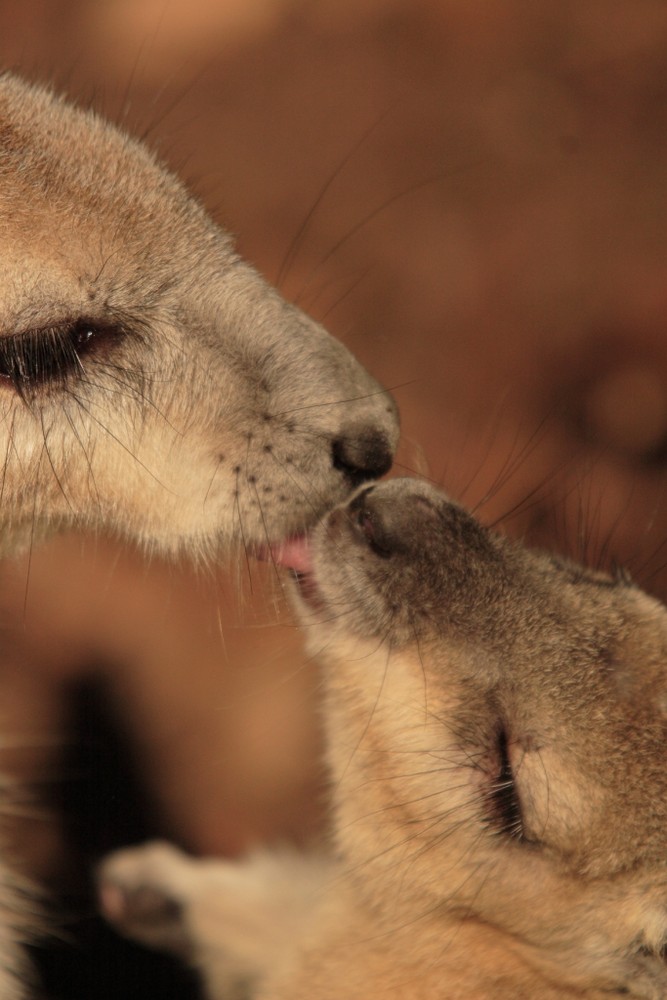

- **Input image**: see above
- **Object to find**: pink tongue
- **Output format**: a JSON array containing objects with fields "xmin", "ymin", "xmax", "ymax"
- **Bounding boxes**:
[{"xmin": 265, "ymin": 536, "xmax": 314, "ymax": 574}]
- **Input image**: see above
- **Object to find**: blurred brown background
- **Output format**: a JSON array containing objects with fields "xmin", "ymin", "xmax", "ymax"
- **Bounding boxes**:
[{"xmin": 2, "ymin": 0, "xmax": 667, "ymax": 986}]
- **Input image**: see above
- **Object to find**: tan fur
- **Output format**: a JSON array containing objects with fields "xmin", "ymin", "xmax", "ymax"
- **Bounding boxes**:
[
  {"xmin": 0, "ymin": 72, "xmax": 398, "ymax": 996},
  {"xmin": 102, "ymin": 478, "xmax": 667, "ymax": 998}
]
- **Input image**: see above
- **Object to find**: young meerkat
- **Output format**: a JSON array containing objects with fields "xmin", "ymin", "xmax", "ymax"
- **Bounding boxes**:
[
  {"xmin": 0, "ymin": 72, "xmax": 398, "ymax": 997},
  {"xmin": 102, "ymin": 478, "xmax": 667, "ymax": 999}
]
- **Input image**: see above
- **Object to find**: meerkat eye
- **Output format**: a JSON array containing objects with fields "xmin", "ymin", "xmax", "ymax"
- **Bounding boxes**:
[
  {"xmin": 487, "ymin": 728, "xmax": 524, "ymax": 840},
  {"xmin": 0, "ymin": 320, "xmax": 123, "ymax": 398}
]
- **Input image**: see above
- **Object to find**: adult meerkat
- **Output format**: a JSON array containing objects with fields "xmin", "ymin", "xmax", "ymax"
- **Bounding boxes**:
[
  {"xmin": 102, "ymin": 478, "xmax": 667, "ymax": 999},
  {"xmin": 0, "ymin": 72, "xmax": 398, "ymax": 997}
]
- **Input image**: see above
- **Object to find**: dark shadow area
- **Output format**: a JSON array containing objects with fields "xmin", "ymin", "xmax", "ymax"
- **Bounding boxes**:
[{"xmin": 29, "ymin": 676, "xmax": 202, "ymax": 1000}]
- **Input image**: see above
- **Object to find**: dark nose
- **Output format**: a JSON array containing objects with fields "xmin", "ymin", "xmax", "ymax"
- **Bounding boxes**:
[{"xmin": 332, "ymin": 427, "xmax": 394, "ymax": 488}]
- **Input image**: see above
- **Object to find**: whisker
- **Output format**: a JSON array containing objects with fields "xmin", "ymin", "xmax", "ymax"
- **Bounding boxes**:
[
  {"xmin": 275, "ymin": 105, "xmax": 399, "ymax": 290},
  {"xmin": 293, "ymin": 161, "xmax": 487, "ymax": 308}
]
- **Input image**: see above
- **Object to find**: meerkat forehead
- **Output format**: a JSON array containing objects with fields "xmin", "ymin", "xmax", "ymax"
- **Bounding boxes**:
[
  {"xmin": 0, "ymin": 74, "xmax": 238, "ymax": 331},
  {"xmin": 0, "ymin": 73, "xmax": 181, "ymax": 210}
]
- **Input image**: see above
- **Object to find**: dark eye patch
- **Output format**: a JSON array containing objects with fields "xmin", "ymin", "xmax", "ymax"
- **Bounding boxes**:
[
  {"xmin": 0, "ymin": 319, "xmax": 126, "ymax": 399},
  {"xmin": 487, "ymin": 727, "xmax": 524, "ymax": 841}
]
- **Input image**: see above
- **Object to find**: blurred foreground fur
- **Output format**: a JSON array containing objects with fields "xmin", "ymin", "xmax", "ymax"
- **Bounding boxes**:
[
  {"xmin": 0, "ymin": 73, "xmax": 397, "ymax": 996},
  {"xmin": 103, "ymin": 478, "xmax": 667, "ymax": 998}
]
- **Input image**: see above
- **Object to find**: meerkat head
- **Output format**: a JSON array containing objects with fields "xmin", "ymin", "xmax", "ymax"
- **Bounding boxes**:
[
  {"xmin": 0, "ymin": 74, "xmax": 398, "ymax": 559},
  {"xmin": 279, "ymin": 478, "xmax": 667, "ymax": 995}
]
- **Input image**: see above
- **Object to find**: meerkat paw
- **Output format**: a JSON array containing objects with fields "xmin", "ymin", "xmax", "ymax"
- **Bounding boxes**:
[
  {"xmin": 98, "ymin": 840, "xmax": 199, "ymax": 958},
  {"xmin": 99, "ymin": 841, "xmax": 332, "ymax": 998}
]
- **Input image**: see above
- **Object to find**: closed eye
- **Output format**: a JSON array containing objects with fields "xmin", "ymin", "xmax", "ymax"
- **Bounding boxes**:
[
  {"xmin": 487, "ymin": 727, "xmax": 524, "ymax": 840},
  {"xmin": 0, "ymin": 319, "xmax": 128, "ymax": 399}
]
